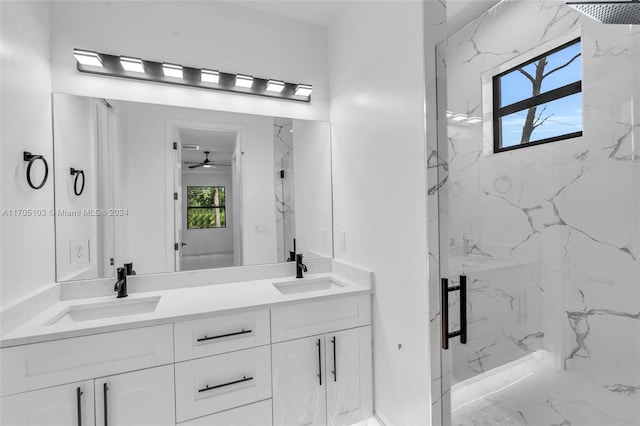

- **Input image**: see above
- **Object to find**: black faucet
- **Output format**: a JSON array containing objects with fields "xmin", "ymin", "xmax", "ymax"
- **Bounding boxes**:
[
  {"xmin": 124, "ymin": 262, "xmax": 136, "ymax": 275},
  {"xmin": 296, "ymin": 254, "xmax": 307, "ymax": 279},
  {"xmin": 114, "ymin": 267, "xmax": 128, "ymax": 298}
]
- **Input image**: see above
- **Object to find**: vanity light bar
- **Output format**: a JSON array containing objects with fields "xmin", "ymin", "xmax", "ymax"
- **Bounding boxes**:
[
  {"xmin": 295, "ymin": 84, "xmax": 313, "ymax": 97},
  {"xmin": 162, "ymin": 63, "xmax": 183, "ymax": 79},
  {"xmin": 466, "ymin": 117, "xmax": 482, "ymax": 124},
  {"xmin": 73, "ymin": 49, "xmax": 102, "ymax": 67},
  {"xmin": 235, "ymin": 74, "xmax": 254, "ymax": 88},
  {"xmin": 120, "ymin": 56, "xmax": 145, "ymax": 73},
  {"xmin": 201, "ymin": 69, "xmax": 220, "ymax": 84},
  {"xmin": 73, "ymin": 49, "xmax": 312, "ymax": 102},
  {"xmin": 266, "ymin": 80, "xmax": 285, "ymax": 93}
]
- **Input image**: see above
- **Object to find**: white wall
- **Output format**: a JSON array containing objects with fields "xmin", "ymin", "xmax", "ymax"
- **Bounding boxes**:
[
  {"xmin": 181, "ymin": 171, "xmax": 234, "ymax": 256},
  {"xmin": 328, "ymin": 2, "xmax": 431, "ymax": 425},
  {"xmin": 49, "ymin": 1, "xmax": 329, "ymax": 121},
  {"xmin": 292, "ymin": 120, "xmax": 333, "ymax": 259},
  {"xmin": 0, "ymin": 1, "xmax": 54, "ymax": 309}
]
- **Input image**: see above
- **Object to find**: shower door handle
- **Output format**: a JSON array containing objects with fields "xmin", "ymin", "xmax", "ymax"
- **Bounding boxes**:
[{"xmin": 441, "ymin": 275, "xmax": 468, "ymax": 350}]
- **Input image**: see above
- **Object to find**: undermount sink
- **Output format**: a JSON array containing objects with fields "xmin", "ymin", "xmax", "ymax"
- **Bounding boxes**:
[
  {"xmin": 46, "ymin": 296, "xmax": 161, "ymax": 325},
  {"xmin": 273, "ymin": 277, "xmax": 345, "ymax": 295}
]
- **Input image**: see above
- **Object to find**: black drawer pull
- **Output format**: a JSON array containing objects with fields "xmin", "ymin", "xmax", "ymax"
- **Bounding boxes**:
[
  {"xmin": 103, "ymin": 383, "xmax": 109, "ymax": 426},
  {"xmin": 317, "ymin": 338, "xmax": 322, "ymax": 386},
  {"xmin": 76, "ymin": 387, "xmax": 83, "ymax": 426},
  {"xmin": 198, "ymin": 376, "xmax": 253, "ymax": 393},
  {"xmin": 331, "ymin": 336, "xmax": 337, "ymax": 382},
  {"xmin": 197, "ymin": 329, "xmax": 252, "ymax": 342}
]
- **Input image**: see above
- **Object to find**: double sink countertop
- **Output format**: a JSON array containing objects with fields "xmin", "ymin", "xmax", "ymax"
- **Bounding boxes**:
[{"xmin": 0, "ymin": 260, "xmax": 373, "ymax": 348}]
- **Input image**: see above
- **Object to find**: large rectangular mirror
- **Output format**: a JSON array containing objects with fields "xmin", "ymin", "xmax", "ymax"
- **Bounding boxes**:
[{"xmin": 52, "ymin": 93, "xmax": 333, "ymax": 281}]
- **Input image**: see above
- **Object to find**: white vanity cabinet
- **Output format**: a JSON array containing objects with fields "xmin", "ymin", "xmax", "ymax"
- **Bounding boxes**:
[
  {"xmin": 271, "ymin": 295, "xmax": 372, "ymax": 426},
  {"xmin": 1, "ymin": 367, "xmax": 175, "ymax": 426},
  {"xmin": 94, "ymin": 365, "xmax": 175, "ymax": 426},
  {"xmin": 1, "ymin": 291, "xmax": 372, "ymax": 426},
  {"xmin": 1, "ymin": 380, "xmax": 95, "ymax": 426},
  {"xmin": 0, "ymin": 324, "xmax": 174, "ymax": 426}
]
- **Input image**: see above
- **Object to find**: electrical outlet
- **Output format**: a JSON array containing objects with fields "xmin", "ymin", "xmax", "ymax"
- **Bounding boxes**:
[{"xmin": 69, "ymin": 239, "xmax": 90, "ymax": 264}]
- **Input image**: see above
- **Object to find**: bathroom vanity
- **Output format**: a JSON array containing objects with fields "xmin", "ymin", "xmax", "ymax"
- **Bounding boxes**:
[{"xmin": 0, "ymin": 261, "xmax": 373, "ymax": 426}]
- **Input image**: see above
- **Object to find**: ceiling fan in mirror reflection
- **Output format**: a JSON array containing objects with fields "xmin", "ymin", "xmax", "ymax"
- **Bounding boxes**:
[{"xmin": 184, "ymin": 151, "xmax": 231, "ymax": 170}]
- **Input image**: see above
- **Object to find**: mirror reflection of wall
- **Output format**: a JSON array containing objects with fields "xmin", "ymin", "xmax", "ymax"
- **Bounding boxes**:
[
  {"xmin": 52, "ymin": 95, "xmax": 115, "ymax": 281},
  {"xmin": 52, "ymin": 94, "xmax": 333, "ymax": 282}
]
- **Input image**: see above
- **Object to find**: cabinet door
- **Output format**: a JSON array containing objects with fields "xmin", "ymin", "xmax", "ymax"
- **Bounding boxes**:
[
  {"xmin": 325, "ymin": 327, "xmax": 373, "ymax": 426},
  {"xmin": 95, "ymin": 364, "xmax": 174, "ymax": 426},
  {"xmin": 272, "ymin": 336, "xmax": 327, "ymax": 426},
  {"xmin": 1, "ymin": 380, "xmax": 95, "ymax": 426}
]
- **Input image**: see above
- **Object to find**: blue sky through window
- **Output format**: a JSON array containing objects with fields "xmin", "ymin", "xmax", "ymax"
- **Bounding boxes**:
[{"xmin": 497, "ymin": 40, "xmax": 582, "ymax": 148}]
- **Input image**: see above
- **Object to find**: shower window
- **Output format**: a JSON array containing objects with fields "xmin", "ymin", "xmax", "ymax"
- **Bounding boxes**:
[
  {"xmin": 493, "ymin": 38, "xmax": 582, "ymax": 152},
  {"xmin": 187, "ymin": 186, "xmax": 226, "ymax": 229}
]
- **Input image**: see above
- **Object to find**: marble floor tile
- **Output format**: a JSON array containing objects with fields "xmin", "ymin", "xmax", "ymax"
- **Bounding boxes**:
[{"xmin": 452, "ymin": 351, "xmax": 640, "ymax": 426}]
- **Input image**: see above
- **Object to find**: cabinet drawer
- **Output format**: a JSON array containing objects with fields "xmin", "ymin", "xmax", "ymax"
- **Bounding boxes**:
[
  {"xmin": 175, "ymin": 346, "xmax": 272, "ymax": 422},
  {"xmin": 178, "ymin": 399, "xmax": 272, "ymax": 426},
  {"xmin": 271, "ymin": 294, "xmax": 371, "ymax": 343},
  {"xmin": 174, "ymin": 309, "xmax": 270, "ymax": 362},
  {"xmin": 0, "ymin": 324, "xmax": 174, "ymax": 397}
]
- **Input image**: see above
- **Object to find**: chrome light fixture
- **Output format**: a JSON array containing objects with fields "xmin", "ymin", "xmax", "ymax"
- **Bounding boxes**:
[
  {"xmin": 120, "ymin": 56, "xmax": 145, "ymax": 73},
  {"xmin": 162, "ymin": 63, "xmax": 183, "ymax": 79},
  {"xmin": 235, "ymin": 74, "xmax": 254, "ymax": 88},
  {"xmin": 73, "ymin": 49, "xmax": 313, "ymax": 102},
  {"xmin": 201, "ymin": 69, "xmax": 220, "ymax": 84},
  {"xmin": 266, "ymin": 80, "xmax": 285, "ymax": 93},
  {"xmin": 295, "ymin": 84, "xmax": 313, "ymax": 97},
  {"xmin": 73, "ymin": 49, "xmax": 102, "ymax": 67}
]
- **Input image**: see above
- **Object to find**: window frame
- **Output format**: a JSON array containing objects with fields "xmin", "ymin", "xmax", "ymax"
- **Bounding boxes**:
[
  {"xmin": 492, "ymin": 37, "xmax": 583, "ymax": 153},
  {"xmin": 186, "ymin": 185, "xmax": 226, "ymax": 230}
]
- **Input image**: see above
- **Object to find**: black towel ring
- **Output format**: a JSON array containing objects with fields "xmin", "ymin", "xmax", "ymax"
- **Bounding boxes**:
[
  {"xmin": 23, "ymin": 152, "xmax": 49, "ymax": 190},
  {"xmin": 70, "ymin": 168, "xmax": 85, "ymax": 196}
]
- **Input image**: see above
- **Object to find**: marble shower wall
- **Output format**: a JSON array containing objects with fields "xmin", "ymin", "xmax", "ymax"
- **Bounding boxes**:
[
  {"xmin": 444, "ymin": 0, "xmax": 639, "ymax": 393},
  {"xmin": 274, "ymin": 118, "xmax": 295, "ymax": 262}
]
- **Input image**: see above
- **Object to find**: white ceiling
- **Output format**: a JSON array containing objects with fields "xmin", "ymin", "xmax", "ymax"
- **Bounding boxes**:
[
  {"xmin": 179, "ymin": 128, "xmax": 236, "ymax": 166},
  {"xmin": 230, "ymin": 0, "xmax": 346, "ymax": 28},
  {"xmin": 230, "ymin": 0, "xmax": 502, "ymax": 34}
]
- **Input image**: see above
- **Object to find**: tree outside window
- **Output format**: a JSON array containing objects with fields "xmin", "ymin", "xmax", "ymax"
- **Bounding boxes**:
[
  {"xmin": 493, "ymin": 38, "xmax": 582, "ymax": 152},
  {"xmin": 187, "ymin": 186, "xmax": 226, "ymax": 229}
]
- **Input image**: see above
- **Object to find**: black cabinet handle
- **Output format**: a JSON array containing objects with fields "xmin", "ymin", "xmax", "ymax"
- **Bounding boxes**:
[
  {"xmin": 441, "ymin": 276, "xmax": 468, "ymax": 349},
  {"xmin": 317, "ymin": 338, "xmax": 322, "ymax": 386},
  {"xmin": 76, "ymin": 387, "xmax": 83, "ymax": 426},
  {"xmin": 331, "ymin": 336, "xmax": 337, "ymax": 382},
  {"xmin": 196, "ymin": 329, "xmax": 252, "ymax": 342},
  {"xmin": 103, "ymin": 383, "xmax": 108, "ymax": 426},
  {"xmin": 198, "ymin": 376, "xmax": 253, "ymax": 393}
]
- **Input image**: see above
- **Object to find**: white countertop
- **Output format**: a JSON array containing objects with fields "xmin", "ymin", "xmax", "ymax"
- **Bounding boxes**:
[{"xmin": 0, "ymin": 270, "xmax": 372, "ymax": 348}]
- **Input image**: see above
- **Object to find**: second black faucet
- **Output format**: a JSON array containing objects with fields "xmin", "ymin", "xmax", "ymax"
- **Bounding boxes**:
[{"xmin": 296, "ymin": 254, "xmax": 307, "ymax": 278}]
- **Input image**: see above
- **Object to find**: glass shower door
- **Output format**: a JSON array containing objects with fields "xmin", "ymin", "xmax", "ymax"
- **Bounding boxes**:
[{"xmin": 435, "ymin": 1, "xmax": 639, "ymax": 425}]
